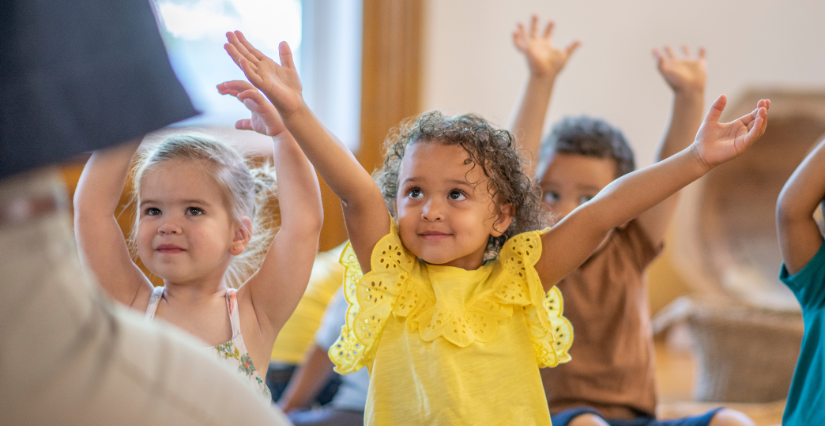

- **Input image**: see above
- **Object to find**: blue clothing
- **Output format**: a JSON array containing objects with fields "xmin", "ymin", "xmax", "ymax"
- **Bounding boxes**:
[
  {"xmin": 315, "ymin": 293, "xmax": 369, "ymax": 412},
  {"xmin": 551, "ymin": 407, "xmax": 722, "ymax": 426},
  {"xmin": 779, "ymin": 239, "xmax": 825, "ymax": 425}
]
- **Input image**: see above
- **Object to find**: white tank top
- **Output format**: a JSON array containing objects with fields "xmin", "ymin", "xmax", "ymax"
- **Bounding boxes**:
[{"xmin": 145, "ymin": 287, "xmax": 271, "ymax": 400}]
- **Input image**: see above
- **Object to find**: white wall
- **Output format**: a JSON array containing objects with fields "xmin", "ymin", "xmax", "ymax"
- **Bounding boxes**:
[{"xmin": 422, "ymin": 0, "xmax": 825, "ymax": 167}]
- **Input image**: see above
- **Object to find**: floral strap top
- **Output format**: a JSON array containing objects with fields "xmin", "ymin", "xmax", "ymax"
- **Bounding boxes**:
[{"xmin": 145, "ymin": 287, "xmax": 271, "ymax": 399}]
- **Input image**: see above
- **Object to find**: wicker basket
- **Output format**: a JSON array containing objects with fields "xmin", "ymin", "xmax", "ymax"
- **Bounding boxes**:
[{"xmin": 685, "ymin": 300, "xmax": 803, "ymax": 403}]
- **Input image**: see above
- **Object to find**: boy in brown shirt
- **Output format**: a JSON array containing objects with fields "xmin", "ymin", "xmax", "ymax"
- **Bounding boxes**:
[{"xmin": 508, "ymin": 16, "xmax": 755, "ymax": 426}]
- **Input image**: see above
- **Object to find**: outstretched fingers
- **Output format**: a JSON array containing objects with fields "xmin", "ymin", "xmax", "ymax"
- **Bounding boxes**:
[
  {"xmin": 217, "ymin": 80, "xmax": 255, "ymax": 97},
  {"xmin": 235, "ymin": 31, "xmax": 266, "ymax": 61},
  {"xmin": 237, "ymin": 88, "xmax": 268, "ymax": 105},
  {"xmin": 226, "ymin": 32, "xmax": 259, "ymax": 67},
  {"xmin": 543, "ymin": 20, "xmax": 555, "ymax": 40},
  {"xmin": 743, "ymin": 106, "xmax": 769, "ymax": 146}
]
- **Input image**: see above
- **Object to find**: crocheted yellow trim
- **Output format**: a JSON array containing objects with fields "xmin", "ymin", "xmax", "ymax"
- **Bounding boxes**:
[{"xmin": 329, "ymin": 225, "xmax": 573, "ymax": 374}]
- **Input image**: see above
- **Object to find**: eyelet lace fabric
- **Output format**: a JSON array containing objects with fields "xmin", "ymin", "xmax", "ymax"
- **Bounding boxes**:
[{"xmin": 330, "ymin": 222, "xmax": 573, "ymax": 374}]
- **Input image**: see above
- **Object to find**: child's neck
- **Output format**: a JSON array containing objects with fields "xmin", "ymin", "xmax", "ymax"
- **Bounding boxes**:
[{"xmin": 162, "ymin": 277, "xmax": 229, "ymax": 302}]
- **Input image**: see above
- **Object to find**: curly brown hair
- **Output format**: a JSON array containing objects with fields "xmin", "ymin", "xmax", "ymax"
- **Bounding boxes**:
[{"xmin": 373, "ymin": 111, "xmax": 546, "ymax": 255}]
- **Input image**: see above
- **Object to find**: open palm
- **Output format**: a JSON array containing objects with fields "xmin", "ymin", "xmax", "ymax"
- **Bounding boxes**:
[
  {"xmin": 513, "ymin": 15, "xmax": 580, "ymax": 78},
  {"xmin": 224, "ymin": 31, "xmax": 304, "ymax": 117},
  {"xmin": 653, "ymin": 46, "xmax": 706, "ymax": 93},
  {"xmin": 217, "ymin": 80, "xmax": 286, "ymax": 136},
  {"xmin": 694, "ymin": 96, "xmax": 770, "ymax": 168}
]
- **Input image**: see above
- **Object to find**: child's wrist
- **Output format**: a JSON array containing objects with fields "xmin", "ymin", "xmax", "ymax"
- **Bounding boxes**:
[
  {"xmin": 672, "ymin": 85, "xmax": 705, "ymax": 99},
  {"xmin": 687, "ymin": 144, "xmax": 712, "ymax": 174}
]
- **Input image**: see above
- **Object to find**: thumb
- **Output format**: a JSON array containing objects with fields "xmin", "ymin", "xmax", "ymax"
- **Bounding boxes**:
[
  {"xmin": 704, "ymin": 95, "xmax": 727, "ymax": 124},
  {"xmin": 235, "ymin": 118, "xmax": 253, "ymax": 131},
  {"xmin": 279, "ymin": 41, "xmax": 296, "ymax": 69}
]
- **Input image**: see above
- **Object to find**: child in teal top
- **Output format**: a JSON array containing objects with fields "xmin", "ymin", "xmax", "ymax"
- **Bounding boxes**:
[{"xmin": 776, "ymin": 138, "xmax": 825, "ymax": 425}]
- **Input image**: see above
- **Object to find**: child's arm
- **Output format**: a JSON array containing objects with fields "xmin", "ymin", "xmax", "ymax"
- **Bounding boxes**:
[
  {"xmin": 224, "ymin": 31, "xmax": 390, "ymax": 274},
  {"xmin": 776, "ymin": 139, "xmax": 825, "ymax": 275},
  {"xmin": 219, "ymin": 81, "xmax": 324, "ymax": 334},
  {"xmin": 277, "ymin": 345, "xmax": 335, "ymax": 413},
  {"xmin": 508, "ymin": 15, "xmax": 580, "ymax": 175},
  {"xmin": 636, "ymin": 46, "xmax": 707, "ymax": 246},
  {"xmin": 535, "ymin": 96, "xmax": 769, "ymax": 291},
  {"xmin": 74, "ymin": 141, "xmax": 154, "ymax": 307}
]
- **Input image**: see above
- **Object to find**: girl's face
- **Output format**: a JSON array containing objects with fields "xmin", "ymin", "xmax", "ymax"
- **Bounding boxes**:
[
  {"xmin": 395, "ymin": 141, "xmax": 512, "ymax": 270},
  {"xmin": 136, "ymin": 159, "xmax": 244, "ymax": 286}
]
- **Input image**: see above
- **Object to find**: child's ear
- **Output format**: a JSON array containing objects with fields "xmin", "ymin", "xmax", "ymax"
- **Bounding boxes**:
[
  {"xmin": 230, "ymin": 217, "xmax": 253, "ymax": 255},
  {"xmin": 491, "ymin": 203, "xmax": 515, "ymax": 237}
]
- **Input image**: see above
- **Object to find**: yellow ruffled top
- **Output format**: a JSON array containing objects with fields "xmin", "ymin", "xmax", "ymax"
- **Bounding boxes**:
[{"xmin": 330, "ymin": 223, "xmax": 573, "ymax": 426}]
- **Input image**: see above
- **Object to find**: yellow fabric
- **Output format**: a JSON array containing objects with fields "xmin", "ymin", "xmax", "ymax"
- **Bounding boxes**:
[
  {"xmin": 270, "ymin": 243, "xmax": 346, "ymax": 363},
  {"xmin": 330, "ymin": 223, "xmax": 573, "ymax": 426}
]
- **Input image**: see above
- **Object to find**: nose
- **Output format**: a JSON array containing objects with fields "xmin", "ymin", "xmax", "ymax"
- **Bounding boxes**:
[
  {"xmin": 157, "ymin": 218, "xmax": 182, "ymax": 235},
  {"xmin": 421, "ymin": 197, "xmax": 444, "ymax": 222}
]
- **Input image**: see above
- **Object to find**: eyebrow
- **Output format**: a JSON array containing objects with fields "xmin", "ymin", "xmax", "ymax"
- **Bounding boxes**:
[
  {"xmin": 401, "ymin": 177, "xmax": 475, "ymax": 187},
  {"xmin": 139, "ymin": 199, "xmax": 211, "ymax": 207}
]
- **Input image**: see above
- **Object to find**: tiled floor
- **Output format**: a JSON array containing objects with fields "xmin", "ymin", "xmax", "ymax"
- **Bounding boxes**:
[{"xmin": 654, "ymin": 340, "xmax": 785, "ymax": 426}]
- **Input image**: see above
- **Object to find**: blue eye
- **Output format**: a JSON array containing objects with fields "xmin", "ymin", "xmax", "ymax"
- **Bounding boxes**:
[
  {"xmin": 145, "ymin": 207, "xmax": 161, "ymax": 216},
  {"xmin": 448, "ymin": 190, "xmax": 466, "ymax": 201}
]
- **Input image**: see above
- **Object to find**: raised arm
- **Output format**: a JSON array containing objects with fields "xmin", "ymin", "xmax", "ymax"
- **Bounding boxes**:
[
  {"xmin": 508, "ymin": 15, "xmax": 580, "ymax": 175},
  {"xmin": 777, "ymin": 139, "xmax": 825, "ymax": 274},
  {"xmin": 74, "ymin": 141, "xmax": 154, "ymax": 307},
  {"xmin": 217, "ymin": 80, "xmax": 323, "ymax": 334},
  {"xmin": 636, "ymin": 46, "xmax": 707, "ymax": 245},
  {"xmin": 224, "ymin": 31, "xmax": 389, "ymax": 274},
  {"xmin": 535, "ymin": 96, "xmax": 769, "ymax": 291}
]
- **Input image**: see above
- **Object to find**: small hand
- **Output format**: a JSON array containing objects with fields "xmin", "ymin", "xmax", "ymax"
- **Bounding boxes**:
[
  {"xmin": 512, "ymin": 15, "xmax": 580, "ymax": 79},
  {"xmin": 653, "ymin": 45, "xmax": 707, "ymax": 95},
  {"xmin": 217, "ymin": 80, "xmax": 286, "ymax": 136},
  {"xmin": 224, "ymin": 31, "xmax": 304, "ymax": 117},
  {"xmin": 693, "ymin": 96, "xmax": 770, "ymax": 169}
]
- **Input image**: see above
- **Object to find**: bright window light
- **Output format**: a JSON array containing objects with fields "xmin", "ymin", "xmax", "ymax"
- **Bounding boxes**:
[{"xmin": 152, "ymin": 0, "xmax": 302, "ymax": 126}]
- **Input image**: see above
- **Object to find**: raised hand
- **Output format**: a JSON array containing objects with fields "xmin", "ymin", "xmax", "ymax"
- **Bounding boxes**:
[
  {"xmin": 224, "ymin": 31, "xmax": 304, "ymax": 117},
  {"xmin": 653, "ymin": 45, "xmax": 707, "ymax": 94},
  {"xmin": 217, "ymin": 80, "xmax": 286, "ymax": 136},
  {"xmin": 692, "ymin": 96, "xmax": 770, "ymax": 169},
  {"xmin": 512, "ymin": 15, "xmax": 580, "ymax": 79}
]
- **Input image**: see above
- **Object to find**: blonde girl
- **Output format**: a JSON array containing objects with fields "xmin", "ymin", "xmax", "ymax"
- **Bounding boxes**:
[{"xmin": 74, "ymin": 80, "xmax": 322, "ymax": 398}]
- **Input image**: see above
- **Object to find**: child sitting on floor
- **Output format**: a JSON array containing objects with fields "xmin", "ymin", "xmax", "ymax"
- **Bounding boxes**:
[
  {"xmin": 508, "ymin": 15, "xmax": 757, "ymax": 426},
  {"xmin": 224, "ymin": 29, "xmax": 768, "ymax": 425},
  {"xmin": 74, "ymin": 77, "xmax": 322, "ymax": 399},
  {"xmin": 775, "ymin": 138, "xmax": 825, "ymax": 425}
]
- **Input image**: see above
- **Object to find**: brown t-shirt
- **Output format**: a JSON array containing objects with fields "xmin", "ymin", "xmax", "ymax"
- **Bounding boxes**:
[{"xmin": 542, "ymin": 220, "xmax": 662, "ymax": 419}]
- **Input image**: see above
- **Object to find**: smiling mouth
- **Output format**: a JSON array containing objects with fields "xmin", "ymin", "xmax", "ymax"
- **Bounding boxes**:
[
  {"xmin": 156, "ymin": 244, "xmax": 185, "ymax": 254},
  {"xmin": 419, "ymin": 231, "xmax": 451, "ymax": 241}
]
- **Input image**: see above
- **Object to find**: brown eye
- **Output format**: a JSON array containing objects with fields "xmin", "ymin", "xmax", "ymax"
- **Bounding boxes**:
[
  {"xmin": 145, "ymin": 207, "xmax": 161, "ymax": 216},
  {"xmin": 543, "ymin": 192, "xmax": 559, "ymax": 203},
  {"xmin": 448, "ymin": 190, "xmax": 466, "ymax": 201},
  {"xmin": 186, "ymin": 207, "xmax": 204, "ymax": 216}
]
